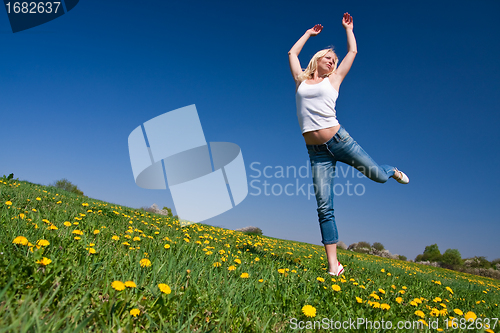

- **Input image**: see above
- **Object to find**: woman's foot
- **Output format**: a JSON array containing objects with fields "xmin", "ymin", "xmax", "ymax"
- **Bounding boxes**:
[
  {"xmin": 328, "ymin": 262, "xmax": 344, "ymax": 276},
  {"xmin": 393, "ymin": 168, "xmax": 409, "ymax": 184}
]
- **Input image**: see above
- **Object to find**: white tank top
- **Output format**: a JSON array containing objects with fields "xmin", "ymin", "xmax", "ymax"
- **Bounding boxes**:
[{"xmin": 296, "ymin": 78, "xmax": 339, "ymax": 134}]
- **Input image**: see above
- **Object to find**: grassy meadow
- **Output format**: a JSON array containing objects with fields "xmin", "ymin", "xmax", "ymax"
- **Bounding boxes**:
[{"xmin": 1, "ymin": 178, "xmax": 499, "ymax": 332}]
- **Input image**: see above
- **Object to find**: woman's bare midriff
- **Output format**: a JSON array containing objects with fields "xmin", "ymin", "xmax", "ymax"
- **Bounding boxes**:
[{"xmin": 303, "ymin": 124, "xmax": 341, "ymax": 145}]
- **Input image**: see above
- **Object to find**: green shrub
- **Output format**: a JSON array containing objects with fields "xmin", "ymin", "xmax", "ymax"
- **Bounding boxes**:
[
  {"xmin": 398, "ymin": 255, "xmax": 407, "ymax": 261},
  {"xmin": 372, "ymin": 242, "xmax": 385, "ymax": 251},
  {"xmin": 441, "ymin": 249, "xmax": 463, "ymax": 267},
  {"xmin": 51, "ymin": 178, "xmax": 84, "ymax": 196},
  {"xmin": 466, "ymin": 256, "xmax": 491, "ymax": 269}
]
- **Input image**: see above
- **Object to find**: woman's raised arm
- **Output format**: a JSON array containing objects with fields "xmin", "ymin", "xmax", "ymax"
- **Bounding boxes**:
[
  {"xmin": 333, "ymin": 13, "xmax": 357, "ymax": 83},
  {"xmin": 288, "ymin": 24, "xmax": 323, "ymax": 83}
]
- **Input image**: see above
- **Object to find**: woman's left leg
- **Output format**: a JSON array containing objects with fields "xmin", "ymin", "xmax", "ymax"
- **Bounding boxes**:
[{"xmin": 327, "ymin": 127, "xmax": 397, "ymax": 183}]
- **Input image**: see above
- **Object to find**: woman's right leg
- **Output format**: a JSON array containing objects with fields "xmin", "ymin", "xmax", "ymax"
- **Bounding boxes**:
[{"xmin": 308, "ymin": 146, "xmax": 340, "ymax": 274}]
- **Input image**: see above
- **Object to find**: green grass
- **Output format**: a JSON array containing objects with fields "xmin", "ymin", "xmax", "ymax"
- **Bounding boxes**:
[{"xmin": 1, "ymin": 178, "xmax": 499, "ymax": 332}]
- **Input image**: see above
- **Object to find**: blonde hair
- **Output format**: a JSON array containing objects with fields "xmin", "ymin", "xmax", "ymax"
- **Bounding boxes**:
[{"xmin": 298, "ymin": 48, "xmax": 338, "ymax": 82}]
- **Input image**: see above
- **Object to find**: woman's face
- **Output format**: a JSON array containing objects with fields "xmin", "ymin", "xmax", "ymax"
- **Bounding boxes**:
[{"xmin": 317, "ymin": 51, "xmax": 335, "ymax": 74}]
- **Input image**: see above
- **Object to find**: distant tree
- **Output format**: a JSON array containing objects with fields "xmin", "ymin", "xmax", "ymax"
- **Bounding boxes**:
[
  {"xmin": 51, "ymin": 178, "xmax": 84, "ymax": 196},
  {"xmin": 422, "ymin": 244, "xmax": 442, "ymax": 262},
  {"xmin": 415, "ymin": 254, "xmax": 424, "ymax": 262},
  {"xmin": 398, "ymin": 255, "xmax": 407, "ymax": 261},
  {"xmin": 162, "ymin": 207, "xmax": 174, "ymax": 217},
  {"xmin": 357, "ymin": 241, "xmax": 371, "ymax": 249},
  {"xmin": 441, "ymin": 249, "xmax": 463, "ymax": 267},
  {"xmin": 372, "ymin": 242, "xmax": 385, "ymax": 251}
]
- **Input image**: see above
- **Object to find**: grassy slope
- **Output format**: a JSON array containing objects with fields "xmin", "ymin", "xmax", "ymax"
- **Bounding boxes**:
[{"xmin": 0, "ymin": 178, "xmax": 499, "ymax": 332}]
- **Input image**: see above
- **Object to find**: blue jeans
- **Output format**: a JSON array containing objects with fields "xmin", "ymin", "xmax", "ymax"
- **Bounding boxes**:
[{"xmin": 306, "ymin": 126, "xmax": 396, "ymax": 245}]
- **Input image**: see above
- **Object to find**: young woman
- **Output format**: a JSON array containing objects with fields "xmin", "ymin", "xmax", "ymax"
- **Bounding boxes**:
[{"xmin": 288, "ymin": 13, "xmax": 409, "ymax": 276}]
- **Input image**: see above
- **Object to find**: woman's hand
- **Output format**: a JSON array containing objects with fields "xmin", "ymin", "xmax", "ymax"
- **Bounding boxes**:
[
  {"xmin": 306, "ymin": 24, "xmax": 323, "ymax": 36},
  {"xmin": 342, "ymin": 13, "xmax": 353, "ymax": 30}
]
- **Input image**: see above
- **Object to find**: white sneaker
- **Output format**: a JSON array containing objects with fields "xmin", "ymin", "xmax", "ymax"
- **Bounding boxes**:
[
  {"xmin": 394, "ymin": 168, "xmax": 409, "ymax": 184},
  {"xmin": 328, "ymin": 262, "xmax": 344, "ymax": 276}
]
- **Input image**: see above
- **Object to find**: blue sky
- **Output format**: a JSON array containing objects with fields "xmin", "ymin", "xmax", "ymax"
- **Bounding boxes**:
[{"xmin": 1, "ymin": 0, "xmax": 499, "ymax": 261}]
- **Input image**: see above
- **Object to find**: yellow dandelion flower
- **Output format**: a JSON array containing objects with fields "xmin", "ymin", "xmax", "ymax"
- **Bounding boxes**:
[
  {"xmin": 317, "ymin": 277, "xmax": 325, "ymax": 282},
  {"xmin": 332, "ymin": 285, "xmax": 341, "ymax": 292},
  {"xmin": 380, "ymin": 269, "xmax": 385, "ymax": 272},
  {"xmin": 439, "ymin": 309, "xmax": 448, "ymax": 316},
  {"xmin": 111, "ymin": 281, "xmax": 126, "ymax": 291},
  {"xmin": 234, "ymin": 259, "xmax": 241, "ymax": 264},
  {"xmin": 74, "ymin": 236, "xmax": 81, "ymax": 240},
  {"xmin": 12, "ymin": 236, "xmax": 29, "ymax": 245},
  {"xmin": 369, "ymin": 293, "xmax": 380, "ymax": 300},
  {"xmin": 5, "ymin": 201, "xmax": 12, "ymax": 206},
  {"xmin": 301, "ymin": 305, "xmax": 316, "ymax": 318},
  {"xmin": 410, "ymin": 301, "xmax": 418, "ymax": 306},
  {"xmin": 402, "ymin": 286, "xmax": 407, "ymax": 289},
  {"xmin": 47, "ymin": 224, "xmax": 58, "ymax": 230},
  {"xmin": 433, "ymin": 297, "xmax": 442, "ymax": 302},
  {"xmin": 130, "ymin": 308, "xmax": 140, "ymax": 317},
  {"xmin": 219, "ymin": 249, "xmax": 225, "ymax": 254},
  {"xmin": 36, "ymin": 197, "xmax": 41, "ymax": 201},
  {"xmin": 122, "ymin": 242, "xmax": 130, "ymax": 246},
  {"xmin": 396, "ymin": 297, "xmax": 403, "ymax": 304},
  {"xmin": 228, "ymin": 265, "xmax": 236, "ymax": 271},
  {"xmin": 139, "ymin": 258, "xmax": 151, "ymax": 267},
  {"xmin": 93, "ymin": 229, "xmax": 100, "ymax": 235},
  {"xmin": 418, "ymin": 319, "xmax": 428, "ymax": 326},
  {"xmin": 164, "ymin": 244, "xmax": 170, "ymax": 249},
  {"xmin": 464, "ymin": 311, "xmax": 476, "ymax": 321},
  {"xmin": 371, "ymin": 302, "xmax": 380, "ymax": 308},
  {"xmin": 183, "ymin": 238, "xmax": 190, "ymax": 242},
  {"xmin": 88, "ymin": 248, "xmax": 96, "ymax": 254},
  {"xmin": 278, "ymin": 269, "xmax": 285, "ymax": 274},
  {"xmin": 72, "ymin": 230, "xmax": 83, "ymax": 235},
  {"xmin": 446, "ymin": 286, "xmax": 453, "ymax": 294},
  {"xmin": 36, "ymin": 239, "xmax": 50, "ymax": 247},
  {"xmin": 112, "ymin": 235, "xmax": 120, "ymax": 240},
  {"xmin": 133, "ymin": 237, "xmax": 141, "ymax": 241},
  {"xmin": 36, "ymin": 257, "xmax": 52, "ymax": 265},
  {"xmin": 213, "ymin": 262, "xmax": 221, "ymax": 267},
  {"xmin": 381, "ymin": 303, "xmax": 390, "ymax": 310},
  {"xmin": 414, "ymin": 310, "xmax": 425, "ymax": 318},
  {"xmin": 124, "ymin": 281, "xmax": 137, "ymax": 288},
  {"xmin": 158, "ymin": 283, "xmax": 171, "ymax": 294},
  {"xmin": 240, "ymin": 272, "xmax": 249, "ymax": 278},
  {"xmin": 259, "ymin": 279, "xmax": 264, "ymax": 283},
  {"xmin": 453, "ymin": 309, "xmax": 463, "ymax": 316},
  {"xmin": 19, "ymin": 213, "xmax": 25, "ymax": 219},
  {"xmin": 430, "ymin": 308, "xmax": 440, "ymax": 317},
  {"xmin": 378, "ymin": 288, "xmax": 385, "ymax": 294},
  {"xmin": 205, "ymin": 251, "xmax": 213, "ymax": 255},
  {"xmin": 356, "ymin": 297, "xmax": 363, "ymax": 303}
]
